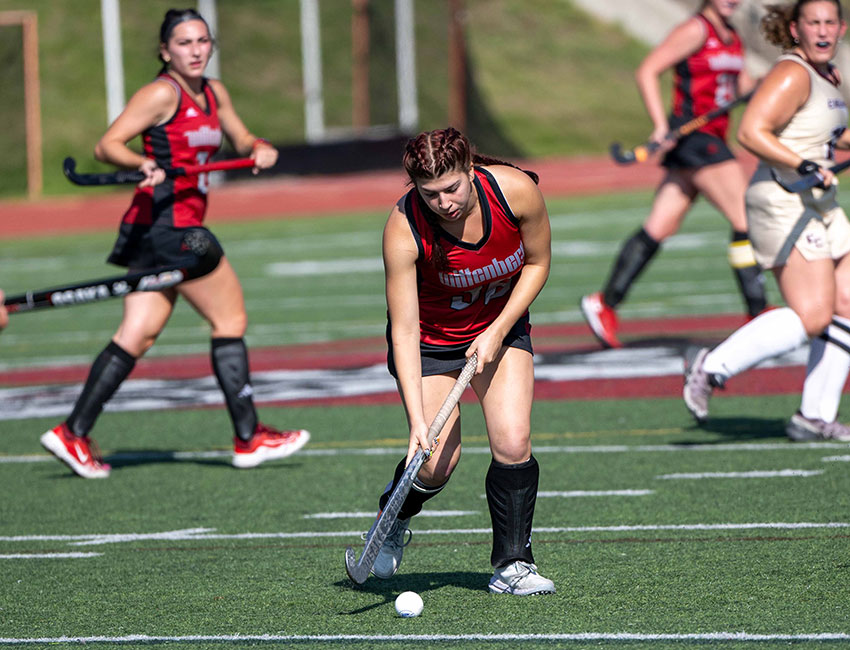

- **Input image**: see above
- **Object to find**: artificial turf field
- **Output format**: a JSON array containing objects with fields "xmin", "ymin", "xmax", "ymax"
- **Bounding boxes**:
[{"xmin": 1, "ymin": 189, "xmax": 849, "ymax": 647}]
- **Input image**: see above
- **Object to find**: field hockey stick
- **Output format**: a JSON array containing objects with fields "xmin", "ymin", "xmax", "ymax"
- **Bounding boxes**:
[
  {"xmin": 344, "ymin": 352, "xmax": 478, "ymax": 585},
  {"xmin": 4, "ymin": 229, "xmax": 222, "ymax": 314},
  {"xmin": 771, "ymin": 158, "xmax": 850, "ymax": 193},
  {"xmin": 63, "ymin": 156, "xmax": 256, "ymax": 186},
  {"xmin": 610, "ymin": 90, "xmax": 754, "ymax": 165}
]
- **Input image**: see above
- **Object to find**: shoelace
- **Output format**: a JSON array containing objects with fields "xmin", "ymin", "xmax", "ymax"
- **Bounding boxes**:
[
  {"xmin": 506, "ymin": 562, "xmax": 537, "ymax": 587},
  {"xmin": 84, "ymin": 437, "xmax": 108, "ymax": 467},
  {"xmin": 384, "ymin": 521, "xmax": 413, "ymax": 550}
]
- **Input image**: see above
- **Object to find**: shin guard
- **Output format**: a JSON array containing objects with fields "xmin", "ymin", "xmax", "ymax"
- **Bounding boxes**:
[
  {"xmin": 211, "ymin": 337, "xmax": 258, "ymax": 441},
  {"xmin": 486, "ymin": 456, "xmax": 539, "ymax": 568},
  {"xmin": 379, "ymin": 457, "xmax": 448, "ymax": 520},
  {"xmin": 67, "ymin": 341, "xmax": 136, "ymax": 436},
  {"xmin": 728, "ymin": 232, "xmax": 767, "ymax": 317},
  {"xmin": 602, "ymin": 228, "xmax": 660, "ymax": 308}
]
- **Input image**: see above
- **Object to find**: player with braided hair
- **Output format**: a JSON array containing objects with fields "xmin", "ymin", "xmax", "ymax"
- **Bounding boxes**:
[
  {"xmin": 684, "ymin": 0, "xmax": 850, "ymax": 441},
  {"xmin": 581, "ymin": 0, "xmax": 768, "ymax": 348},
  {"xmin": 363, "ymin": 127, "xmax": 555, "ymax": 595},
  {"xmin": 39, "ymin": 8, "xmax": 309, "ymax": 478}
]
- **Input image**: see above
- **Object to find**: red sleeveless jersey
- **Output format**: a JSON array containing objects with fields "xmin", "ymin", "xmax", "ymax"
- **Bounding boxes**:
[
  {"xmin": 404, "ymin": 167, "xmax": 527, "ymax": 346},
  {"xmin": 120, "ymin": 75, "xmax": 223, "ymax": 228},
  {"xmin": 671, "ymin": 14, "xmax": 743, "ymax": 139}
]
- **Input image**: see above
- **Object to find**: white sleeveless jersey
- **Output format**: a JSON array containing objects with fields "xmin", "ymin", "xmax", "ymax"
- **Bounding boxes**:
[{"xmin": 775, "ymin": 54, "xmax": 847, "ymax": 167}]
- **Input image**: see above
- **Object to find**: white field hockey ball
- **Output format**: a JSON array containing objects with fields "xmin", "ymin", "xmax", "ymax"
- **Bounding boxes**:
[{"xmin": 394, "ymin": 591, "xmax": 423, "ymax": 617}]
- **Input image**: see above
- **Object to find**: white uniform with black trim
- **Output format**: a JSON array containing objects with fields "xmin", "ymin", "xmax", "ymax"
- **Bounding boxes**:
[{"xmin": 746, "ymin": 54, "xmax": 850, "ymax": 269}]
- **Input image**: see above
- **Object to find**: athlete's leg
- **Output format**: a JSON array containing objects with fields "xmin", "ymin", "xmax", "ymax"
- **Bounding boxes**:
[
  {"xmin": 472, "ymin": 348, "xmax": 543, "ymax": 570},
  {"xmin": 603, "ymin": 171, "xmax": 696, "ymax": 308},
  {"xmin": 693, "ymin": 159, "xmax": 768, "ymax": 317}
]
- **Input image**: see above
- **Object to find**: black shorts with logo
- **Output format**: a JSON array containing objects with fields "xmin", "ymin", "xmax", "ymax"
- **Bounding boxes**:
[
  {"xmin": 386, "ymin": 313, "xmax": 533, "ymax": 378},
  {"xmin": 107, "ymin": 223, "xmax": 222, "ymax": 270},
  {"xmin": 661, "ymin": 129, "xmax": 735, "ymax": 170}
]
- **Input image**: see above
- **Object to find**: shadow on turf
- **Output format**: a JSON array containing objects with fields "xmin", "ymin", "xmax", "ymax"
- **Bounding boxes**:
[
  {"xmin": 683, "ymin": 416, "xmax": 788, "ymax": 442},
  {"xmin": 336, "ymin": 571, "xmax": 490, "ymax": 613},
  {"xmin": 101, "ymin": 449, "xmax": 305, "ymax": 471}
]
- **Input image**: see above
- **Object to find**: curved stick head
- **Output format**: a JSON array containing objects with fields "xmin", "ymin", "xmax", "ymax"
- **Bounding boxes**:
[
  {"xmin": 344, "ymin": 546, "xmax": 369, "ymax": 584},
  {"xmin": 609, "ymin": 143, "xmax": 636, "ymax": 165},
  {"xmin": 62, "ymin": 157, "xmax": 76, "ymax": 179}
]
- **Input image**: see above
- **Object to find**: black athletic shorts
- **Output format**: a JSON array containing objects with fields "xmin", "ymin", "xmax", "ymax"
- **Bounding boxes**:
[
  {"xmin": 386, "ymin": 313, "xmax": 533, "ymax": 379},
  {"xmin": 661, "ymin": 127, "xmax": 735, "ymax": 170},
  {"xmin": 107, "ymin": 223, "xmax": 222, "ymax": 269}
]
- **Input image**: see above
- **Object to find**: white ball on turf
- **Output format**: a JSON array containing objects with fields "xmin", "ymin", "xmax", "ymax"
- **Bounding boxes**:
[{"xmin": 394, "ymin": 591, "xmax": 423, "ymax": 617}]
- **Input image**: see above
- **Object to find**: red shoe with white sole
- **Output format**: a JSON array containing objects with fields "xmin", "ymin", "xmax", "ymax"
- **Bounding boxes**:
[
  {"xmin": 40, "ymin": 423, "xmax": 111, "ymax": 479},
  {"xmin": 580, "ymin": 292, "xmax": 623, "ymax": 348},
  {"xmin": 232, "ymin": 423, "xmax": 310, "ymax": 468}
]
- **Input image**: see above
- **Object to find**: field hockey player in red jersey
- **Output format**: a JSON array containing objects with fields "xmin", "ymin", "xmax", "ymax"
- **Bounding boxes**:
[
  {"xmin": 684, "ymin": 0, "xmax": 850, "ymax": 441},
  {"xmin": 581, "ymin": 0, "xmax": 769, "ymax": 348},
  {"xmin": 366, "ymin": 127, "xmax": 555, "ymax": 595},
  {"xmin": 39, "ymin": 8, "xmax": 309, "ymax": 478}
]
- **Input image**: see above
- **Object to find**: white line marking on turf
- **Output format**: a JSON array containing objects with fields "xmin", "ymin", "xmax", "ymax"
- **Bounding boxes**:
[
  {"xmin": 304, "ymin": 510, "xmax": 478, "ymax": 519},
  {"xmin": 1, "ymin": 632, "xmax": 849, "ymax": 644},
  {"xmin": 657, "ymin": 470, "xmax": 824, "ymax": 479},
  {"xmin": 822, "ymin": 455, "xmax": 850, "ymax": 462},
  {"xmin": 0, "ymin": 552, "xmax": 102, "ymax": 559},
  {"xmin": 4, "ymin": 440, "xmax": 850, "ymax": 465},
  {"xmin": 1, "ymin": 522, "xmax": 847, "ymax": 547},
  {"xmin": 538, "ymin": 490, "xmax": 653, "ymax": 497}
]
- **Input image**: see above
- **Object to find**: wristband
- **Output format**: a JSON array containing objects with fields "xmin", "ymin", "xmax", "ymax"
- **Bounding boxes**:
[
  {"xmin": 252, "ymin": 138, "xmax": 272, "ymax": 150},
  {"xmin": 796, "ymin": 159, "xmax": 820, "ymax": 176}
]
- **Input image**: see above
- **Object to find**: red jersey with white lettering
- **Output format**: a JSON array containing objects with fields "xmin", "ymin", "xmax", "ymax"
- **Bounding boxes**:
[
  {"xmin": 120, "ymin": 75, "xmax": 223, "ymax": 228},
  {"xmin": 671, "ymin": 14, "xmax": 743, "ymax": 139},
  {"xmin": 403, "ymin": 167, "xmax": 527, "ymax": 346}
]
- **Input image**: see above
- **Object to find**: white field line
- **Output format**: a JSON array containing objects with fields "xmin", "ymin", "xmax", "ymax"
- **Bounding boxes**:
[
  {"xmin": 822, "ymin": 455, "xmax": 850, "ymax": 462},
  {"xmin": 1, "ymin": 522, "xmax": 847, "ymax": 547},
  {"xmin": 1, "ymin": 632, "xmax": 849, "ymax": 644},
  {"xmin": 538, "ymin": 490, "xmax": 653, "ymax": 497},
  {"xmin": 3, "ymin": 441, "xmax": 850, "ymax": 464},
  {"xmin": 656, "ymin": 470, "xmax": 824, "ymax": 479},
  {"xmin": 0, "ymin": 552, "xmax": 102, "ymax": 559},
  {"xmin": 303, "ymin": 510, "xmax": 478, "ymax": 519}
]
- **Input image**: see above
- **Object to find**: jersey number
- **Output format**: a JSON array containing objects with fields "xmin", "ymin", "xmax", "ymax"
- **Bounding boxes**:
[
  {"xmin": 715, "ymin": 73, "xmax": 736, "ymax": 107},
  {"xmin": 450, "ymin": 278, "xmax": 512, "ymax": 311},
  {"xmin": 196, "ymin": 151, "xmax": 210, "ymax": 194}
]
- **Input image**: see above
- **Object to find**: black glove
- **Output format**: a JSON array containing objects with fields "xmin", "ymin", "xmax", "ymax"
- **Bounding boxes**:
[{"xmin": 796, "ymin": 159, "xmax": 827, "ymax": 189}]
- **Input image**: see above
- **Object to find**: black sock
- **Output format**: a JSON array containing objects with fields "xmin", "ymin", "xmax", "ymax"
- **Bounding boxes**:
[
  {"xmin": 379, "ymin": 457, "xmax": 448, "ymax": 520},
  {"xmin": 602, "ymin": 228, "xmax": 660, "ymax": 308},
  {"xmin": 66, "ymin": 341, "xmax": 136, "ymax": 436},
  {"xmin": 486, "ymin": 456, "xmax": 539, "ymax": 568},
  {"xmin": 211, "ymin": 337, "xmax": 258, "ymax": 441},
  {"xmin": 729, "ymin": 231, "xmax": 767, "ymax": 317}
]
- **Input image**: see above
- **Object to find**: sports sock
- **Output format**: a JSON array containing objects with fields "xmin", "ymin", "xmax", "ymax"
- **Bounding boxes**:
[
  {"xmin": 66, "ymin": 341, "xmax": 136, "ymax": 436},
  {"xmin": 728, "ymin": 231, "xmax": 767, "ymax": 317},
  {"xmin": 211, "ymin": 337, "xmax": 258, "ymax": 441},
  {"xmin": 601, "ymin": 228, "xmax": 660, "ymax": 308},
  {"xmin": 800, "ymin": 316, "xmax": 850, "ymax": 422},
  {"xmin": 485, "ymin": 456, "xmax": 538, "ymax": 568},
  {"xmin": 703, "ymin": 307, "xmax": 808, "ymax": 381},
  {"xmin": 379, "ymin": 457, "xmax": 448, "ymax": 520}
]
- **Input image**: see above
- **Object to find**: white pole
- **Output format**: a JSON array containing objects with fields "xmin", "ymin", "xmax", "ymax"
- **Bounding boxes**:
[
  {"xmin": 300, "ymin": 0, "xmax": 325, "ymax": 142},
  {"xmin": 100, "ymin": 0, "xmax": 125, "ymax": 124},
  {"xmin": 197, "ymin": 0, "xmax": 220, "ymax": 79},
  {"xmin": 395, "ymin": 0, "xmax": 418, "ymax": 132}
]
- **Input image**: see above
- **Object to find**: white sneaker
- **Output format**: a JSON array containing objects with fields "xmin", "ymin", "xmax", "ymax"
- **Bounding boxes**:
[
  {"xmin": 488, "ymin": 561, "xmax": 555, "ymax": 596},
  {"xmin": 786, "ymin": 412, "xmax": 850, "ymax": 442},
  {"xmin": 370, "ymin": 517, "xmax": 411, "ymax": 579}
]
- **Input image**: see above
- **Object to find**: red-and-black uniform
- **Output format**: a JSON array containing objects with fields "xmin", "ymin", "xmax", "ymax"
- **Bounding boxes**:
[
  {"xmin": 386, "ymin": 166, "xmax": 533, "ymax": 377},
  {"xmin": 663, "ymin": 13, "xmax": 743, "ymax": 168},
  {"xmin": 107, "ymin": 74, "xmax": 224, "ymax": 269}
]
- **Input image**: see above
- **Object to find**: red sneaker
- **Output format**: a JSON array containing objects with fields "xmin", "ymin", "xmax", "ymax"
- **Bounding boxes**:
[
  {"xmin": 232, "ymin": 423, "xmax": 310, "ymax": 468},
  {"xmin": 580, "ymin": 292, "xmax": 622, "ymax": 348},
  {"xmin": 40, "ymin": 423, "xmax": 111, "ymax": 479}
]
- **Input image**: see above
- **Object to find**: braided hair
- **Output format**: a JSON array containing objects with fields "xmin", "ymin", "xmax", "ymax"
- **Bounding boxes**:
[
  {"xmin": 761, "ymin": 0, "xmax": 844, "ymax": 49},
  {"xmin": 402, "ymin": 128, "xmax": 538, "ymax": 270}
]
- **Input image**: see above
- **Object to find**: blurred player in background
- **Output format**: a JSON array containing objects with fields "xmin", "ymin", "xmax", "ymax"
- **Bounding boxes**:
[
  {"xmin": 581, "ymin": 0, "xmax": 767, "ymax": 348},
  {"xmin": 40, "ymin": 8, "xmax": 309, "ymax": 478},
  {"xmin": 365, "ymin": 127, "xmax": 555, "ymax": 596},
  {"xmin": 0, "ymin": 290, "xmax": 8, "ymax": 330},
  {"xmin": 684, "ymin": 0, "xmax": 850, "ymax": 441}
]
